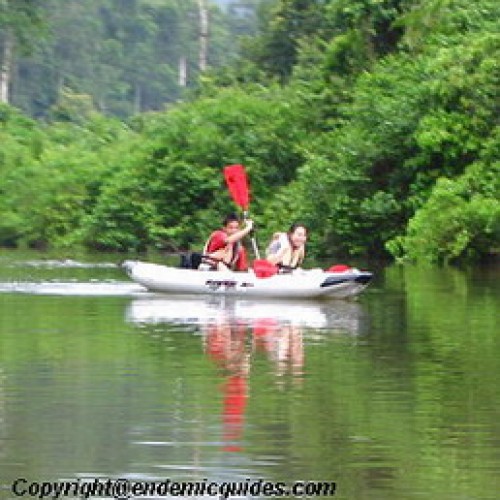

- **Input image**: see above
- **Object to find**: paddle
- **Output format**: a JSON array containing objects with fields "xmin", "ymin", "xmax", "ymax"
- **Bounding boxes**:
[
  {"xmin": 224, "ymin": 164, "xmax": 249, "ymax": 211},
  {"xmin": 223, "ymin": 164, "xmax": 261, "ymax": 259},
  {"xmin": 252, "ymin": 259, "xmax": 278, "ymax": 278}
]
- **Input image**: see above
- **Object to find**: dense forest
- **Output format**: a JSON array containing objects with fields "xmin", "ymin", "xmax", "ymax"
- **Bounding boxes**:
[{"xmin": 0, "ymin": 0, "xmax": 498, "ymax": 263}]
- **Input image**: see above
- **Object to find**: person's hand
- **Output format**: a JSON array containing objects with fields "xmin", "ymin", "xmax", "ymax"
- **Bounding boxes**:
[{"xmin": 244, "ymin": 219, "xmax": 254, "ymax": 231}]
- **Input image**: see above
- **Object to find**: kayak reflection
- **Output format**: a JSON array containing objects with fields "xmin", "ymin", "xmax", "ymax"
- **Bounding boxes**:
[
  {"xmin": 125, "ymin": 296, "xmax": 368, "ymax": 451},
  {"xmin": 125, "ymin": 296, "xmax": 366, "ymax": 333}
]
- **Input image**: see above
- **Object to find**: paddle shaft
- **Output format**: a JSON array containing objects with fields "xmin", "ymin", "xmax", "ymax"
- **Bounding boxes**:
[{"xmin": 243, "ymin": 210, "xmax": 261, "ymax": 260}]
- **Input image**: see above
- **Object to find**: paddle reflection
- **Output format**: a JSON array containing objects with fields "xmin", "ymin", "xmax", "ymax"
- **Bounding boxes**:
[
  {"xmin": 201, "ymin": 313, "xmax": 306, "ymax": 451},
  {"xmin": 204, "ymin": 320, "xmax": 249, "ymax": 452}
]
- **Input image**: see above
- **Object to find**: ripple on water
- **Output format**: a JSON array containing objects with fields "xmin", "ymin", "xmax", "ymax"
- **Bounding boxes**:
[
  {"xmin": 11, "ymin": 259, "xmax": 118, "ymax": 269},
  {"xmin": 0, "ymin": 281, "xmax": 147, "ymax": 296}
]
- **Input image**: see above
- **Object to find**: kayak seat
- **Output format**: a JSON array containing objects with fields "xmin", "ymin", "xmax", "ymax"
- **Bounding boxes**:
[{"xmin": 180, "ymin": 252, "xmax": 203, "ymax": 269}]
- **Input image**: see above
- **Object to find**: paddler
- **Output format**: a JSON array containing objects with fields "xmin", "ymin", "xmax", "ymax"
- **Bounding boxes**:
[
  {"xmin": 200, "ymin": 213, "xmax": 253, "ymax": 271},
  {"xmin": 265, "ymin": 223, "xmax": 308, "ymax": 273}
]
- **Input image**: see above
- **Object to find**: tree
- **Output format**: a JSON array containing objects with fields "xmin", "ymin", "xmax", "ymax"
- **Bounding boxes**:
[
  {"xmin": 7, "ymin": 0, "xmax": 247, "ymax": 118},
  {"xmin": 0, "ymin": 0, "xmax": 45, "ymax": 104},
  {"xmin": 198, "ymin": 0, "xmax": 209, "ymax": 71}
]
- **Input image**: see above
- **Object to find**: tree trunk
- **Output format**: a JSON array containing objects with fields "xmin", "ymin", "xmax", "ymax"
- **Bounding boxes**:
[
  {"xmin": 0, "ymin": 30, "xmax": 13, "ymax": 104},
  {"xmin": 198, "ymin": 0, "xmax": 208, "ymax": 72},
  {"xmin": 179, "ymin": 56, "xmax": 187, "ymax": 87}
]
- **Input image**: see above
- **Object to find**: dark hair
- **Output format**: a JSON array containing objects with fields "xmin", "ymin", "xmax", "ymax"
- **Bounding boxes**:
[
  {"xmin": 288, "ymin": 222, "xmax": 308, "ymax": 235},
  {"xmin": 223, "ymin": 213, "xmax": 240, "ymax": 226}
]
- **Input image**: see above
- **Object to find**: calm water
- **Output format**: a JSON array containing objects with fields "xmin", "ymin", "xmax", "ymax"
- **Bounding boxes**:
[{"xmin": 0, "ymin": 250, "xmax": 499, "ymax": 499}]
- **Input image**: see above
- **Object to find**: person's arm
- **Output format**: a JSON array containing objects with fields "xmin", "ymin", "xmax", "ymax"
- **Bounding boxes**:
[
  {"xmin": 296, "ymin": 246, "xmax": 306, "ymax": 268},
  {"xmin": 225, "ymin": 219, "xmax": 254, "ymax": 244},
  {"xmin": 267, "ymin": 244, "xmax": 289, "ymax": 265}
]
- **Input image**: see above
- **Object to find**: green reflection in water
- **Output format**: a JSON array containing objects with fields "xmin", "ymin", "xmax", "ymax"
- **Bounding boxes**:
[{"xmin": 0, "ymin": 255, "xmax": 499, "ymax": 499}]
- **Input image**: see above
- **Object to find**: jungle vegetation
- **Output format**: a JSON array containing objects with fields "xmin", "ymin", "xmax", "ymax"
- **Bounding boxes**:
[{"xmin": 0, "ymin": 0, "xmax": 498, "ymax": 263}]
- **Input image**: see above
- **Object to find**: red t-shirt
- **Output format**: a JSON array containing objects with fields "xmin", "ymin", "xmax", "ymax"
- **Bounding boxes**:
[
  {"xmin": 206, "ymin": 230, "xmax": 247, "ymax": 271},
  {"xmin": 206, "ymin": 230, "xmax": 227, "ymax": 253}
]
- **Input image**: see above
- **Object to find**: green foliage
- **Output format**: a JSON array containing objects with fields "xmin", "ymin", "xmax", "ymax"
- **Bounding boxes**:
[
  {"xmin": 82, "ymin": 87, "xmax": 306, "ymax": 251},
  {"xmin": 273, "ymin": 0, "xmax": 499, "ymax": 261},
  {"xmin": 0, "ymin": 109, "xmax": 133, "ymax": 249},
  {"xmin": 323, "ymin": 29, "xmax": 372, "ymax": 77},
  {"xmin": 0, "ymin": 104, "xmax": 41, "ymax": 246},
  {"xmin": 0, "ymin": 0, "xmax": 46, "ymax": 52},
  {"xmin": 48, "ymin": 88, "xmax": 97, "ymax": 123},
  {"xmin": 0, "ymin": 0, "xmax": 498, "ymax": 263},
  {"xmin": 387, "ymin": 131, "xmax": 500, "ymax": 263},
  {"xmin": 8, "ymin": 0, "xmax": 249, "ymax": 118}
]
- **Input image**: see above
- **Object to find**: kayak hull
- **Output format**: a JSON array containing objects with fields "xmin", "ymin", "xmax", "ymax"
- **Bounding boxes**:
[{"xmin": 122, "ymin": 261, "xmax": 373, "ymax": 299}]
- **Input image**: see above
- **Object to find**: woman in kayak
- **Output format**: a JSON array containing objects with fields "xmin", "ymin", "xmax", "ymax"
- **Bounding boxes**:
[
  {"xmin": 200, "ymin": 213, "xmax": 254, "ymax": 271},
  {"xmin": 266, "ymin": 223, "xmax": 308, "ymax": 272}
]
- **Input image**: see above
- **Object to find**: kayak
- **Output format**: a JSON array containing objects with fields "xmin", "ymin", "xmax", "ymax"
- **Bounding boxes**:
[{"xmin": 122, "ymin": 260, "xmax": 373, "ymax": 299}]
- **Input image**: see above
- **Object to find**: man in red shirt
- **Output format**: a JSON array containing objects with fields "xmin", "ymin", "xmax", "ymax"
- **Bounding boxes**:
[{"xmin": 201, "ymin": 214, "xmax": 253, "ymax": 271}]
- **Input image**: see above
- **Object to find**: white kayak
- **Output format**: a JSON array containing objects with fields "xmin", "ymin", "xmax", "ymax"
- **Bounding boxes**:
[{"xmin": 122, "ymin": 260, "xmax": 373, "ymax": 299}]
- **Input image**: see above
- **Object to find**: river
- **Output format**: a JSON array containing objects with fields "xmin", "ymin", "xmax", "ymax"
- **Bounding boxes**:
[{"xmin": 0, "ymin": 250, "xmax": 498, "ymax": 499}]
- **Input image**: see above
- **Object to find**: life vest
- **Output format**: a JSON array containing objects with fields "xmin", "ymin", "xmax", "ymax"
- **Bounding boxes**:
[
  {"xmin": 202, "ymin": 232, "xmax": 241, "ymax": 269},
  {"xmin": 266, "ymin": 232, "xmax": 304, "ymax": 270}
]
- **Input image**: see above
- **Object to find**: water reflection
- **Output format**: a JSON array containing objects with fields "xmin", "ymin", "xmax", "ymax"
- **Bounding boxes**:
[
  {"xmin": 0, "ymin": 281, "xmax": 145, "ymax": 296},
  {"xmin": 1, "ymin": 254, "xmax": 499, "ymax": 499},
  {"xmin": 204, "ymin": 320, "xmax": 249, "ymax": 452},
  {"xmin": 126, "ymin": 296, "xmax": 367, "ymax": 333},
  {"xmin": 126, "ymin": 296, "xmax": 367, "ymax": 453},
  {"xmin": 202, "ymin": 316, "xmax": 305, "ymax": 452},
  {"xmin": 0, "ymin": 368, "xmax": 5, "ymax": 465}
]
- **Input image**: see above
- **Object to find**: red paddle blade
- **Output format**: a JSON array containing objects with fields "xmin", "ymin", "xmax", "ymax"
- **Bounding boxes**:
[
  {"xmin": 224, "ymin": 164, "xmax": 249, "ymax": 210},
  {"xmin": 253, "ymin": 259, "xmax": 278, "ymax": 278}
]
